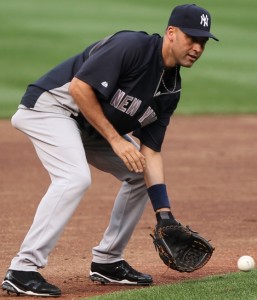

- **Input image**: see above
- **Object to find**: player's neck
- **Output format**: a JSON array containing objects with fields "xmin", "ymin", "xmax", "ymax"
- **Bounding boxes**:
[{"xmin": 162, "ymin": 36, "xmax": 176, "ymax": 68}]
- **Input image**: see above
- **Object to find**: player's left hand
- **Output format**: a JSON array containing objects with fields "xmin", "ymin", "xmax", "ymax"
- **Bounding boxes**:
[{"xmin": 151, "ymin": 218, "xmax": 214, "ymax": 272}]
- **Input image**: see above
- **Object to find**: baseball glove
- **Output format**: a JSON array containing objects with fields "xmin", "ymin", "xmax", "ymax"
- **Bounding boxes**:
[{"xmin": 150, "ymin": 220, "xmax": 214, "ymax": 272}]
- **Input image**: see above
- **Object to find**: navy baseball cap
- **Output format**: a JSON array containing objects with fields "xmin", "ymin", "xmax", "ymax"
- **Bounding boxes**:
[{"xmin": 168, "ymin": 4, "xmax": 219, "ymax": 41}]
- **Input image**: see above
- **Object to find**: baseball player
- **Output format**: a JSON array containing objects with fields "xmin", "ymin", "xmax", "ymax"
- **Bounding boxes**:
[{"xmin": 2, "ymin": 4, "xmax": 218, "ymax": 297}]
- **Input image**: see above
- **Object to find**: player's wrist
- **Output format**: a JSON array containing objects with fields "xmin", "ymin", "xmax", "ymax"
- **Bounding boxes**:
[
  {"xmin": 155, "ymin": 208, "xmax": 171, "ymax": 213},
  {"xmin": 147, "ymin": 184, "xmax": 170, "ymax": 211},
  {"xmin": 108, "ymin": 132, "xmax": 123, "ymax": 145}
]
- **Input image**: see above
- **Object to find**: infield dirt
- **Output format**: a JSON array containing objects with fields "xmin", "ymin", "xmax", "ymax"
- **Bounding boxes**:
[{"xmin": 0, "ymin": 115, "xmax": 256, "ymax": 299}]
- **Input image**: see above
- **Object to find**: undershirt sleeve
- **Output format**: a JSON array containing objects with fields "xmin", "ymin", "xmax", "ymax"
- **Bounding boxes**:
[
  {"xmin": 133, "ymin": 92, "xmax": 180, "ymax": 152},
  {"xmin": 133, "ymin": 113, "xmax": 171, "ymax": 152}
]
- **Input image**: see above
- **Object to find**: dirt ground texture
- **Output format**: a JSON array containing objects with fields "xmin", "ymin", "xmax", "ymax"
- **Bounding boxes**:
[{"xmin": 0, "ymin": 115, "xmax": 256, "ymax": 299}]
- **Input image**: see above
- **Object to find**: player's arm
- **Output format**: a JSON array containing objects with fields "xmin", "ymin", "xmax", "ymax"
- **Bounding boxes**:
[
  {"xmin": 69, "ymin": 78, "xmax": 145, "ymax": 173},
  {"xmin": 141, "ymin": 144, "xmax": 164, "ymax": 186},
  {"xmin": 141, "ymin": 144, "xmax": 171, "ymax": 214}
]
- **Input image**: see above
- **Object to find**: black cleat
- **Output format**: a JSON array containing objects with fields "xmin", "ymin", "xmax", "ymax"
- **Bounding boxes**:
[
  {"xmin": 2, "ymin": 270, "xmax": 61, "ymax": 297},
  {"xmin": 90, "ymin": 260, "xmax": 153, "ymax": 286}
]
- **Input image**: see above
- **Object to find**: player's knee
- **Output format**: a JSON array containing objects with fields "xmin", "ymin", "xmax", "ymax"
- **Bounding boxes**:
[
  {"xmin": 126, "ymin": 171, "xmax": 145, "ymax": 184},
  {"xmin": 69, "ymin": 168, "xmax": 92, "ymax": 193},
  {"xmin": 11, "ymin": 110, "xmax": 24, "ymax": 130}
]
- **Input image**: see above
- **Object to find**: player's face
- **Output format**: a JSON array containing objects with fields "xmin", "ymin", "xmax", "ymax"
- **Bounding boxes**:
[{"xmin": 165, "ymin": 27, "xmax": 208, "ymax": 68}]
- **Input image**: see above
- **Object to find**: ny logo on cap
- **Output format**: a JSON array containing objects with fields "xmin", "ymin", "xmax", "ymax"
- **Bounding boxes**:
[{"xmin": 200, "ymin": 14, "xmax": 209, "ymax": 27}]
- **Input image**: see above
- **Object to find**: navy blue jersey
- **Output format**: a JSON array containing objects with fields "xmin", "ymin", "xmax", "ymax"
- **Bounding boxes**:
[{"xmin": 20, "ymin": 31, "xmax": 181, "ymax": 151}]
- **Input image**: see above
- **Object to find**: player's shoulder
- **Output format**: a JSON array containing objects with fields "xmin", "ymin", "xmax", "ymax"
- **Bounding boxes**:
[{"xmin": 112, "ymin": 30, "xmax": 161, "ymax": 48}]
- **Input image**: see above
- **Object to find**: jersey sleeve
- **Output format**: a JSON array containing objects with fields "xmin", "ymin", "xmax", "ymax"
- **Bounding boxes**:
[{"xmin": 75, "ymin": 32, "xmax": 144, "ymax": 99}]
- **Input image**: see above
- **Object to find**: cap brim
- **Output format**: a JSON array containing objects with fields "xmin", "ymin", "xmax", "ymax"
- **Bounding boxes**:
[{"xmin": 180, "ymin": 28, "xmax": 219, "ymax": 41}]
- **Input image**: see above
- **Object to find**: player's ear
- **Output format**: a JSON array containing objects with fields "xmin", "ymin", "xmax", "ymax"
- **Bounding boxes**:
[{"xmin": 166, "ymin": 26, "xmax": 175, "ymax": 41}]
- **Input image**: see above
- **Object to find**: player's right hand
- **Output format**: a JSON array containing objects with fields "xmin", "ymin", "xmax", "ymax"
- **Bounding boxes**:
[{"xmin": 110, "ymin": 136, "xmax": 146, "ymax": 173}]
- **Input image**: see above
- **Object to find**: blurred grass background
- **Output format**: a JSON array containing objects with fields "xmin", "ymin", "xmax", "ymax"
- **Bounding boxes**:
[{"xmin": 0, "ymin": 0, "xmax": 256, "ymax": 118}]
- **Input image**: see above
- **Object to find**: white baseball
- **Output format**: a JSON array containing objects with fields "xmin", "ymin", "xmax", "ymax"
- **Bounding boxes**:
[{"xmin": 237, "ymin": 256, "xmax": 255, "ymax": 271}]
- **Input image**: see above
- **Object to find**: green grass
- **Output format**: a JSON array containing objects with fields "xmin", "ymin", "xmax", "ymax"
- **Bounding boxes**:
[
  {"xmin": 1, "ymin": 0, "xmax": 256, "ymax": 117},
  {"xmin": 85, "ymin": 270, "xmax": 257, "ymax": 300}
]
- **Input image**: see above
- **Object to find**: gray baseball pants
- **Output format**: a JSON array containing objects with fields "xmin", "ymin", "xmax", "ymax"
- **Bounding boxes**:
[{"xmin": 9, "ymin": 109, "xmax": 149, "ymax": 271}]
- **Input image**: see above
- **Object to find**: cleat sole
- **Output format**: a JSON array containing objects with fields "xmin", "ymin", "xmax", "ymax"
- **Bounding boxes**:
[
  {"xmin": 89, "ymin": 272, "xmax": 152, "ymax": 286},
  {"xmin": 2, "ymin": 280, "xmax": 61, "ymax": 297}
]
